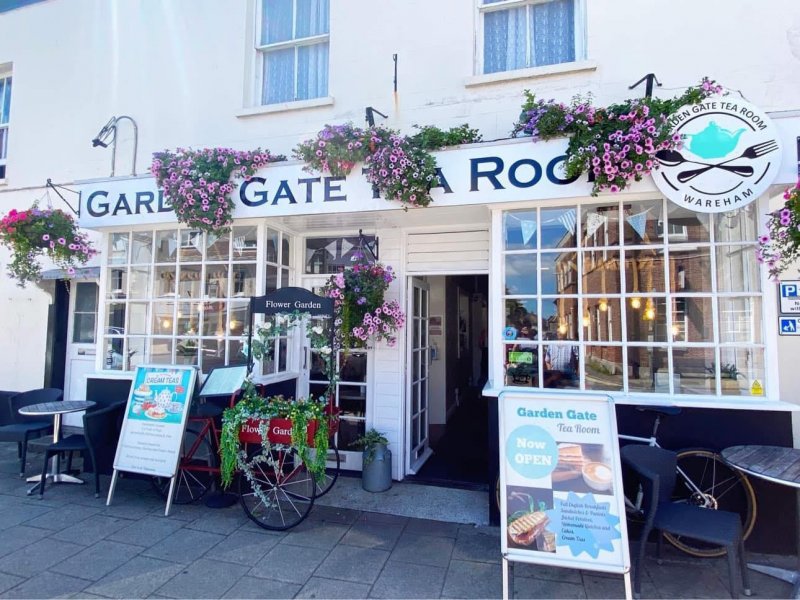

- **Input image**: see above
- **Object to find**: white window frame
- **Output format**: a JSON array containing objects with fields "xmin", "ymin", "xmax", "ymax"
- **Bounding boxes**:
[
  {"xmin": 0, "ymin": 69, "xmax": 11, "ymax": 181},
  {"xmin": 254, "ymin": 0, "xmax": 330, "ymax": 106},
  {"xmin": 476, "ymin": 0, "xmax": 586, "ymax": 75}
]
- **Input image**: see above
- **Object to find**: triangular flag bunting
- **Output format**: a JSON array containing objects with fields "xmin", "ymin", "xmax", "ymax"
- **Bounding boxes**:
[
  {"xmin": 520, "ymin": 220, "xmax": 537, "ymax": 246},
  {"xmin": 626, "ymin": 209, "xmax": 650, "ymax": 239},
  {"xmin": 585, "ymin": 212, "xmax": 607, "ymax": 238},
  {"xmin": 558, "ymin": 210, "xmax": 577, "ymax": 234},
  {"xmin": 325, "ymin": 240, "xmax": 338, "ymax": 259}
]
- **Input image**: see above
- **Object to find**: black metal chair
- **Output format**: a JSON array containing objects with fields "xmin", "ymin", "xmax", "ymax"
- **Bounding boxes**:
[
  {"xmin": 0, "ymin": 388, "xmax": 61, "ymax": 476},
  {"xmin": 38, "ymin": 402, "xmax": 125, "ymax": 498},
  {"xmin": 621, "ymin": 444, "xmax": 751, "ymax": 599}
]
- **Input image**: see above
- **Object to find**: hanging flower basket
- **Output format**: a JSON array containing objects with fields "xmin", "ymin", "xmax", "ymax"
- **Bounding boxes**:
[
  {"xmin": 0, "ymin": 205, "xmax": 98, "ymax": 286},
  {"xmin": 757, "ymin": 179, "xmax": 800, "ymax": 279}
]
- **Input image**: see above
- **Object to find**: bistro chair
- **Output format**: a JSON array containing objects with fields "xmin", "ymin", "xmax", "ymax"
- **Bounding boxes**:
[
  {"xmin": 0, "ymin": 388, "xmax": 61, "ymax": 476},
  {"xmin": 621, "ymin": 444, "xmax": 751, "ymax": 599},
  {"xmin": 38, "ymin": 402, "xmax": 125, "ymax": 498}
]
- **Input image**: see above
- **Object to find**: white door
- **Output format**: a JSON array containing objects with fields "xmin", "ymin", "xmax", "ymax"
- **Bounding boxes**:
[
  {"xmin": 408, "ymin": 277, "xmax": 431, "ymax": 473},
  {"xmin": 63, "ymin": 281, "xmax": 99, "ymax": 426}
]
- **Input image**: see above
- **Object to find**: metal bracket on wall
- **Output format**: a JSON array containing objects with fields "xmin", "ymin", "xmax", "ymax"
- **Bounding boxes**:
[
  {"xmin": 629, "ymin": 73, "xmax": 662, "ymax": 99},
  {"xmin": 46, "ymin": 178, "xmax": 80, "ymax": 217}
]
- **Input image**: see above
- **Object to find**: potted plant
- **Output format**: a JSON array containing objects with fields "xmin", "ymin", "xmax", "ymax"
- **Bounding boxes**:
[
  {"xmin": 351, "ymin": 428, "xmax": 392, "ymax": 492},
  {"xmin": 0, "ymin": 205, "xmax": 98, "ymax": 286}
]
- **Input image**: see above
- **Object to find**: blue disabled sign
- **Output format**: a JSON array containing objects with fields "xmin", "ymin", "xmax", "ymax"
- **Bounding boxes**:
[
  {"xmin": 779, "ymin": 281, "xmax": 800, "ymax": 314},
  {"xmin": 780, "ymin": 317, "xmax": 800, "ymax": 336}
]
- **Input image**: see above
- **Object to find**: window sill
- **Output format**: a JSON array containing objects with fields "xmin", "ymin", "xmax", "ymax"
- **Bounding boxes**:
[
  {"xmin": 464, "ymin": 60, "xmax": 597, "ymax": 88},
  {"xmin": 0, "ymin": 178, "xmax": 6, "ymax": 187},
  {"xmin": 236, "ymin": 96, "xmax": 334, "ymax": 118}
]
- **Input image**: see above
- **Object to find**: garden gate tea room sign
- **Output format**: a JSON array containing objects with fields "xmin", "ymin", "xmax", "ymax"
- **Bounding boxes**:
[
  {"xmin": 107, "ymin": 365, "xmax": 197, "ymax": 516},
  {"xmin": 498, "ymin": 392, "xmax": 631, "ymax": 600}
]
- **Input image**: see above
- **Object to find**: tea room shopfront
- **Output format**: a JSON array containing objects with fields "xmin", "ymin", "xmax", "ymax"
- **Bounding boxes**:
[{"xmin": 71, "ymin": 136, "xmax": 796, "ymax": 526}]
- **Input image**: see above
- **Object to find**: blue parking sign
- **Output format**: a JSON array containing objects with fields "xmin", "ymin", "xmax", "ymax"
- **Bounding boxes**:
[
  {"xmin": 780, "ymin": 317, "xmax": 800, "ymax": 335},
  {"xmin": 780, "ymin": 281, "xmax": 800, "ymax": 314}
]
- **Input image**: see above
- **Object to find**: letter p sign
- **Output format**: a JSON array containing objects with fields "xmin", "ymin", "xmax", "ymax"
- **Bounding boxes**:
[{"xmin": 781, "ymin": 283, "xmax": 798, "ymax": 298}]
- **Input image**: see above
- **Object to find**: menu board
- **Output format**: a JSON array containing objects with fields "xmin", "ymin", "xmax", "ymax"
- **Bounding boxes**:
[
  {"xmin": 198, "ymin": 365, "xmax": 248, "ymax": 397},
  {"xmin": 113, "ymin": 365, "xmax": 197, "ymax": 478},
  {"xmin": 499, "ymin": 392, "xmax": 630, "ymax": 576}
]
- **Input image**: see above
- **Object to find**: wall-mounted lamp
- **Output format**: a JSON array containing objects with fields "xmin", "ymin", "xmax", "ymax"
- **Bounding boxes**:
[
  {"xmin": 599, "ymin": 299, "xmax": 608, "ymax": 312},
  {"xmin": 91, "ymin": 115, "xmax": 139, "ymax": 177},
  {"xmin": 365, "ymin": 106, "xmax": 388, "ymax": 127},
  {"xmin": 643, "ymin": 299, "xmax": 656, "ymax": 321},
  {"xmin": 630, "ymin": 297, "xmax": 642, "ymax": 310}
]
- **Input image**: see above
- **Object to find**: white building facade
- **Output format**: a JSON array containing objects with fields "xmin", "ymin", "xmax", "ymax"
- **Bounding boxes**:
[{"xmin": 1, "ymin": 0, "xmax": 800, "ymax": 498}]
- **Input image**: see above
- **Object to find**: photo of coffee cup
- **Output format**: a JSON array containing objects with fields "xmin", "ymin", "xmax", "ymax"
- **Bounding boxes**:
[{"xmin": 582, "ymin": 461, "xmax": 613, "ymax": 492}]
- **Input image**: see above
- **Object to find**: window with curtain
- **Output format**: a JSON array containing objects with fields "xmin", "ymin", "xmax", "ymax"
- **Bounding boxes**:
[
  {"xmin": 258, "ymin": 0, "xmax": 329, "ymax": 105},
  {"xmin": 480, "ymin": 0, "xmax": 581, "ymax": 74},
  {"xmin": 0, "ymin": 73, "xmax": 11, "ymax": 180}
]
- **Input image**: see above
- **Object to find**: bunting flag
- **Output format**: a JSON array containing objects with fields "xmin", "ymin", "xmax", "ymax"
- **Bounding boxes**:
[
  {"xmin": 167, "ymin": 238, "xmax": 178, "ymax": 258},
  {"xmin": 340, "ymin": 239, "xmax": 354, "ymax": 260},
  {"xmin": 558, "ymin": 209, "xmax": 577, "ymax": 235},
  {"xmin": 325, "ymin": 240, "xmax": 338, "ymax": 259},
  {"xmin": 585, "ymin": 212, "xmax": 607, "ymax": 238},
  {"xmin": 233, "ymin": 235, "xmax": 246, "ymax": 255},
  {"xmin": 626, "ymin": 209, "xmax": 650, "ymax": 240},
  {"xmin": 520, "ymin": 220, "xmax": 538, "ymax": 246}
]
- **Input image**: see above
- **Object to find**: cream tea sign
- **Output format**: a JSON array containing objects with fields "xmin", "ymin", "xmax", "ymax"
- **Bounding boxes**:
[{"xmin": 654, "ymin": 98, "xmax": 781, "ymax": 213}]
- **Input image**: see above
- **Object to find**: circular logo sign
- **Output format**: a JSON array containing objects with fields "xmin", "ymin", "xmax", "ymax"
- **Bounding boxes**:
[
  {"xmin": 506, "ymin": 424, "xmax": 558, "ymax": 480},
  {"xmin": 654, "ymin": 98, "xmax": 782, "ymax": 213}
]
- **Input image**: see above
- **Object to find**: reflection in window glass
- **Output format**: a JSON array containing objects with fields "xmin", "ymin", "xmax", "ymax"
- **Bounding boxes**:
[
  {"xmin": 581, "ymin": 250, "xmax": 620, "ymax": 295},
  {"xmin": 541, "ymin": 297, "xmax": 578, "ymax": 341},
  {"xmin": 625, "ymin": 250, "xmax": 665, "ymax": 294},
  {"xmin": 623, "ymin": 199, "xmax": 662, "ymax": 245},
  {"xmin": 542, "ymin": 252, "xmax": 578, "ymax": 294},
  {"xmin": 584, "ymin": 346, "xmax": 623, "ymax": 391},
  {"xmin": 149, "ymin": 338, "xmax": 173, "ymax": 364},
  {"xmin": 670, "ymin": 247, "xmax": 712, "ymax": 293},
  {"xmin": 543, "ymin": 343, "xmax": 579, "ymax": 389},
  {"xmin": 504, "ymin": 209, "xmax": 537, "ymax": 250},
  {"xmin": 671, "ymin": 297, "xmax": 713, "ymax": 343},
  {"xmin": 232, "ymin": 226, "xmax": 258, "ymax": 261},
  {"xmin": 109, "ymin": 233, "xmax": 129, "ymax": 265},
  {"xmin": 305, "ymin": 234, "xmax": 373, "ymax": 274},
  {"xmin": 180, "ymin": 231, "xmax": 203, "ymax": 262},
  {"xmin": 719, "ymin": 297, "xmax": 761, "ymax": 344},
  {"xmin": 155, "ymin": 230, "xmax": 178, "ymax": 262},
  {"xmin": 131, "ymin": 232, "xmax": 153, "ymax": 264},
  {"xmin": 666, "ymin": 203, "xmax": 709, "ymax": 243},
  {"xmin": 505, "ymin": 254, "xmax": 537, "ymax": 295},
  {"xmin": 627, "ymin": 346, "xmax": 669, "ymax": 393},
  {"xmin": 583, "ymin": 297, "xmax": 621, "ymax": 343},
  {"xmin": 505, "ymin": 343, "xmax": 538, "ymax": 387},
  {"xmin": 715, "ymin": 206, "xmax": 758, "ymax": 243},
  {"xmin": 718, "ymin": 347, "xmax": 764, "ymax": 397},
  {"xmin": 541, "ymin": 207, "xmax": 576, "ymax": 249},
  {"xmin": 129, "ymin": 266, "xmax": 150, "ymax": 299},
  {"xmin": 716, "ymin": 245, "xmax": 760, "ymax": 293},
  {"xmin": 581, "ymin": 205, "xmax": 618, "ymax": 247},
  {"xmin": 206, "ymin": 233, "xmax": 231, "ymax": 261},
  {"xmin": 672, "ymin": 346, "xmax": 715, "ymax": 395},
  {"xmin": 154, "ymin": 266, "xmax": 176, "ymax": 297},
  {"xmin": 505, "ymin": 299, "xmax": 538, "ymax": 340}
]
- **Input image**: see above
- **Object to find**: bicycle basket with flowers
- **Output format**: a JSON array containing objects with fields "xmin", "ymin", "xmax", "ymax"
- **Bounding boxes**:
[
  {"xmin": 0, "ymin": 205, "xmax": 98, "ymax": 286},
  {"xmin": 321, "ymin": 261, "xmax": 405, "ymax": 350}
]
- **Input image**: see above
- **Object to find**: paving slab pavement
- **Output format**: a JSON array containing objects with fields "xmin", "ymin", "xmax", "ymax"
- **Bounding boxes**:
[{"xmin": 0, "ymin": 444, "xmax": 792, "ymax": 599}]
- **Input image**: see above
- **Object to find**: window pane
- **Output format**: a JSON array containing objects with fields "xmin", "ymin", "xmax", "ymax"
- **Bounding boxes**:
[
  {"xmin": 671, "ymin": 297, "xmax": 713, "ymax": 343},
  {"xmin": 584, "ymin": 346, "xmax": 623, "ymax": 391},
  {"xmin": 715, "ymin": 206, "xmax": 758, "ymax": 243},
  {"xmin": 716, "ymin": 245, "xmax": 760, "ymax": 293},
  {"xmin": 505, "ymin": 254, "xmax": 537, "ymax": 295},
  {"xmin": 627, "ymin": 297, "xmax": 668, "ymax": 343},
  {"xmin": 0, "ymin": 128, "xmax": 7, "ymax": 162},
  {"xmin": 128, "ymin": 303, "xmax": 148, "ymax": 335},
  {"xmin": 230, "ymin": 301, "xmax": 249, "ymax": 337},
  {"xmin": 506, "ymin": 299, "xmax": 539, "ymax": 340},
  {"xmin": 263, "ymin": 48, "xmax": 295, "ymax": 105},
  {"xmin": 105, "ymin": 302, "xmax": 126, "ymax": 335},
  {"xmin": 583, "ymin": 297, "xmax": 621, "ymax": 343},
  {"xmin": 203, "ymin": 301, "xmax": 226, "ymax": 337},
  {"xmin": 581, "ymin": 204, "xmax": 619, "ymax": 247},
  {"xmin": 281, "ymin": 236, "xmax": 291, "ymax": 266},
  {"xmin": 202, "ymin": 339, "xmax": 226, "ymax": 372},
  {"xmin": 544, "ymin": 343, "xmax": 579, "ymax": 389},
  {"xmin": 107, "ymin": 268, "xmax": 127, "ymax": 299},
  {"xmin": 103, "ymin": 338, "xmax": 125, "ymax": 371},
  {"xmin": 541, "ymin": 207, "xmax": 577, "ymax": 249},
  {"xmin": 75, "ymin": 282, "xmax": 98, "ymax": 312},
  {"xmin": 543, "ymin": 251, "xmax": 578, "ymax": 294},
  {"xmin": 154, "ymin": 266, "xmax": 176, "ymax": 297},
  {"xmin": 296, "ymin": 0, "xmax": 329, "ymax": 37},
  {"xmin": 131, "ymin": 232, "xmax": 153, "ymax": 264},
  {"xmin": 627, "ymin": 346, "xmax": 669, "ymax": 393},
  {"xmin": 72, "ymin": 314, "xmax": 96, "ymax": 344},
  {"xmin": 623, "ymin": 200, "xmax": 663, "ymax": 245},
  {"xmin": 0, "ymin": 76, "xmax": 10, "ymax": 124},
  {"xmin": 504, "ymin": 209, "xmax": 537, "ymax": 250},
  {"xmin": 205, "ymin": 265, "xmax": 229, "ymax": 298},
  {"xmin": 266, "ymin": 229, "xmax": 279, "ymax": 263},
  {"xmin": 505, "ymin": 343, "xmax": 538, "ymax": 387},
  {"xmin": 176, "ymin": 302, "xmax": 201, "ymax": 336},
  {"xmin": 542, "ymin": 297, "xmax": 578, "ymax": 341},
  {"xmin": 206, "ymin": 232, "xmax": 230, "ymax": 261},
  {"xmin": 625, "ymin": 249, "xmax": 665, "ymax": 293},
  {"xmin": 261, "ymin": 0, "xmax": 293, "ymax": 44},
  {"xmin": 666, "ymin": 203, "xmax": 710, "ymax": 243},
  {"xmin": 340, "ymin": 352, "xmax": 367, "ymax": 383},
  {"xmin": 669, "ymin": 246, "xmax": 712, "ymax": 293},
  {"xmin": 228, "ymin": 339, "xmax": 248, "ymax": 365},
  {"xmin": 297, "ymin": 42, "xmax": 328, "ymax": 100},
  {"xmin": 155, "ymin": 230, "xmax": 178, "ymax": 262},
  {"xmin": 128, "ymin": 338, "xmax": 146, "ymax": 370},
  {"xmin": 232, "ymin": 226, "xmax": 258, "ymax": 260},
  {"xmin": 719, "ymin": 297, "xmax": 762, "ymax": 344},
  {"xmin": 672, "ymin": 347, "xmax": 716, "ymax": 395},
  {"xmin": 180, "ymin": 231, "xmax": 204, "ymax": 262},
  {"xmin": 149, "ymin": 338, "xmax": 173, "ymax": 364},
  {"xmin": 152, "ymin": 303, "xmax": 175, "ymax": 336},
  {"xmin": 109, "ymin": 233, "xmax": 129, "ymax": 264},
  {"xmin": 233, "ymin": 264, "xmax": 257, "ymax": 297},
  {"xmin": 531, "ymin": 0, "xmax": 575, "ymax": 67},
  {"xmin": 581, "ymin": 250, "xmax": 620, "ymax": 295},
  {"xmin": 178, "ymin": 265, "xmax": 202, "ymax": 298},
  {"xmin": 176, "ymin": 338, "xmax": 199, "ymax": 365},
  {"xmin": 129, "ymin": 266, "xmax": 150, "ymax": 299},
  {"xmin": 484, "ymin": 7, "xmax": 527, "ymax": 74}
]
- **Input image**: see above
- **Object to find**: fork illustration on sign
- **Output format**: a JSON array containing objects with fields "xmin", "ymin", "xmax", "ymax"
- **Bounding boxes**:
[{"xmin": 674, "ymin": 140, "xmax": 779, "ymax": 183}]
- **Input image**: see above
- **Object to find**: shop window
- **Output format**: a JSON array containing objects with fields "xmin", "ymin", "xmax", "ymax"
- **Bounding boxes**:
[
  {"xmin": 257, "ymin": 0, "xmax": 329, "ymax": 105},
  {"xmin": 479, "ymin": 0, "xmax": 584, "ymax": 75},
  {"xmin": 305, "ymin": 234, "xmax": 375, "ymax": 274},
  {"xmin": 101, "ymin": 226, "xmax": 292, "ymax": 375},
  {"xmin": 501, "ymin": 200, "xmax": 765, "ymax": 398},
  {"xmin": 0, "ymin": 70, "xmax": 11, "ymax": 180}
]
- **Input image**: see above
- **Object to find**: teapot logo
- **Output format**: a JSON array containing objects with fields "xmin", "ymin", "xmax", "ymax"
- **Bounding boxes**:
[{"xmin": 654, "ymin": 98, "xmax": 781, "ymax": 214}]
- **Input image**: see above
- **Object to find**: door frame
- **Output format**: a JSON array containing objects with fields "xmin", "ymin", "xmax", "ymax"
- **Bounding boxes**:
[
  {"xmin": 63, "ymin": 279, "xmax": 100, "ymax": 426},
  {"xmin": 406, "ymin": 276, "xmax": 432, "ymax": 474}
]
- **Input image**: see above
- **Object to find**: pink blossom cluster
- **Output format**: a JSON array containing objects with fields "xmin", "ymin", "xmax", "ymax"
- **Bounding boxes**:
[
  {"xmin": 365, "ymin": 132, "xmax": 436, "ymax": 208},
  {"xmin": 757, "ymin": 180, "xmax": 800, "ymax": 280},
  {"xmin": 152, "ymin": 147, "xmax": 276, "ymax": 233},
  {"xmin": 351, "ymin": 300, "xmax": 406, "ymax": 347}
]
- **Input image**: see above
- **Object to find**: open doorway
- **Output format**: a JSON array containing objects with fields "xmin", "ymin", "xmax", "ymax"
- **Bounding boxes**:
[{"xmin": 407, "ymin": 274, "xmax": 488, "ymax": 489}]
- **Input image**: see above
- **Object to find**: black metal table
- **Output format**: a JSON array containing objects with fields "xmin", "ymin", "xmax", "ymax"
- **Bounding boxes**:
[
  {"xmin": 722, "ymin": 445, "xmax": 800, "ymax": 599},
  {"xmin": 19, "ymin": 400, "xmax": 96, "ymax": 493}
]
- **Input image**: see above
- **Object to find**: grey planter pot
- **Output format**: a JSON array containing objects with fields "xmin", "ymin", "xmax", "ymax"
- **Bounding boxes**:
[{"xmin": 362, "ymin": 444, "xmax": 392, "ymax": 492}]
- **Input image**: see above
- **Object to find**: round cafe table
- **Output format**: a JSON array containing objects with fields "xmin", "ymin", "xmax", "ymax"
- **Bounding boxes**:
[
  {"xmin": 19, "ymin": 400, "xmax": 96, "ymax": 493},
  {"xmin": 722, "ymin": 445, "xmax": 800, "ymax": 599}
]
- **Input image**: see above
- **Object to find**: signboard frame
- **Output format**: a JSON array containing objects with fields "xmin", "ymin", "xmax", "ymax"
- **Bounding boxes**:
[
  {"xmin": 779, "ymin": 281, "xmax": 800, "ymax": 315},
  {"xmin": 779, "ymin": 316, "xmax": 800, "ymax": 336},
  {"xmin": 498, "ymin": 391, "xmax": 631, "ymax": 600},
  {"xmin": 197, "ymin": 364, "xmax": 248, "ymax": 398},
  {"xmin": 106, "ymin": 364, "xmax": 198, "ymax": 516}
]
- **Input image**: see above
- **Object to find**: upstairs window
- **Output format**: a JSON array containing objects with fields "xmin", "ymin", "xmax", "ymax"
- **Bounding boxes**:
[
  {"xmin": 258, "ymin": 0, "xmax": 329, "ymax": 105},
  {"xmin": 480, "ymin": 0, "xmax": 583, "ymax": 74},
  {"xmin": 0, "ymin": 72, "xmax": 11, "ymax": 180}
]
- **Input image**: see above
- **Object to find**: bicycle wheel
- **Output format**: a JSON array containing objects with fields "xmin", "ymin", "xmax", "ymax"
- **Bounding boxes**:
[
  {"xmin": 664, "ymin": 448, "xmax": 757, "ymax": 557},
  {"xmin": 313, "ymin": 446, "xmax": 340, "ymax": 498},
  {"xmin": 151, "ymin": 429, "xmax": 215, "ymax": 504},
  {"xmin": 239, "ymin": 445, "xmax": 316, "ymax": 530}
]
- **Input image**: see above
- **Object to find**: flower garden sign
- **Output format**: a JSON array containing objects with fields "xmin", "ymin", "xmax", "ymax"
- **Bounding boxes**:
[{"xmin": 107, "ymin": 365, "xmax": 198, "ymax": 516}]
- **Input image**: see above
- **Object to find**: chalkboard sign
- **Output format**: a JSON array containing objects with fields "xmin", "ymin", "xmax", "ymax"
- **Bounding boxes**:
[{"xmin": 198, "ymin": 365, "xmax": 248, "ymax": 398}]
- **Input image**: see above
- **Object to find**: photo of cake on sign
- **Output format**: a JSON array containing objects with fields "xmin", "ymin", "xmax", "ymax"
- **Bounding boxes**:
[{"xmin": 552, "ymin": 442, "xmax": 613, "ymax": 495}]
